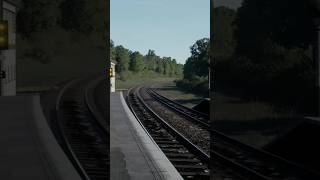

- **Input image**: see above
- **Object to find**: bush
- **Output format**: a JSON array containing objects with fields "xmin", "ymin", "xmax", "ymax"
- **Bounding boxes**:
[
  {"xmin": 213, "ymin": 47, "xmax": 316, "ymax": 114},
  {"xmin": 175, "ymin": 76, "xmax": 209, "ymax": 97}
]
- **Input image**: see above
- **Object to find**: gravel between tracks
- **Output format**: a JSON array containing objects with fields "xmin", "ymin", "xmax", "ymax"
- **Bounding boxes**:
[{"xmin": 140, "ymin": 87, "xmax": 210, "ymax": 155}]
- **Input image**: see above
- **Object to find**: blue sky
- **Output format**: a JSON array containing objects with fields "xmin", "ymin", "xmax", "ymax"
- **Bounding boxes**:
[{"xmin": 111, "ymin": 0, "xmax": 210, "ymax": 64}]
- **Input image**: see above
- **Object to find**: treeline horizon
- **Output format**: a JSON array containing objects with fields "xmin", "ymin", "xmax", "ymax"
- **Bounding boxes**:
[{"xmin": 110, "ymin": 40, "xmax": 184, "ymax": 80}]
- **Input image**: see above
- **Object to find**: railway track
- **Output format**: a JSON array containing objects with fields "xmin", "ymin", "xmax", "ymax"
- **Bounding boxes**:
[
  {"xmin": 146, "ymin": 86, "xmax": 320, "ymax": 180},
  {"xmin": 55, "ymin": 78, "xmax": 108, "ymax": 180},
  {"xmin": 127, "ymin": 87, "xmax": 210, "ymax": 179},
  {"xmin": 127, "ymin": 86, "xmax": 262, "ymax": 180},
  {"xmin": 147, "ymin": 88, "xmax": 209, "ymax": 127}
]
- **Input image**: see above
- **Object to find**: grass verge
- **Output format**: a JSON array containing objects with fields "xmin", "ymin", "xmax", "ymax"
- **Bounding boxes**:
[{"xmin": 115, "ymin": 71, "xmax": 179, "ymax": 90}]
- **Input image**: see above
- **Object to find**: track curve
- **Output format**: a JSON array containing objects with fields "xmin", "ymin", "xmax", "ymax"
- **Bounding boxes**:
[
  {"xmin": 55, "ymin": 77, "xmax": 108, "ymax": 180},
  {"xmin": 147, "ymin": 85, "xmax": 320, "ymax": 180}
]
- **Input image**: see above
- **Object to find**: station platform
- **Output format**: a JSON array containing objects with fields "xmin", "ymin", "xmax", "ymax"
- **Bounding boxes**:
[
  {"xmin": 110, "ymin": 91, "xmax": 183, "ymax": 180},
  {"xmin": 305, "ymin": 116, "xmax": 320, "ymax": 124},
  {"xmin": 0, "ymin": 95, "xmax": 81, "ymax": 180}
]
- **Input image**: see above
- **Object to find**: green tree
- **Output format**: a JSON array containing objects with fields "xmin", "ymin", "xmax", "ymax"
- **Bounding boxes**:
[
  {"xmin": 114, "ymin": 45, "xmax": 130, "ymax": 73},
  {"xmin": 176, "ymin": 64, "xmax": 184, "ymax": 76},
  {"xmin": 183, "ymin": 57, "xmax": 194, "ymax": 79},
  {"xmin": 155, "ymin": 56, "xmax": 164, "ymax": 74},
  {"xmin": 58, "ymin": 0, "xmax": 94, "ymax": 34},
  {"xmin": 129, "ymin": 51, "xmax": 144, "ymax": 72},
  {"xmin": 170, "ymin": 59, "xmax": 177, "ymax": 76},
  {"xmin": 182, "ymin": 38, "xmax": 209, "ymax": 80},
  {"xmin": 234, "ymin": 0, "xmax": 314, "ymax": 60},
  {"xmin": 190, "ymin": 38, "xmax": 210, "ymax": 77},
  {"xmin": 212, "ymin": 6, "xmax": 236, "ymax": 62},
  {"xmin": 145, "ymin": 50, "xmax": 157, "ymax": 71},
  {"xmin": 162, "ymin": 57, "xmax": 172, "ymax": 75},
  {"xmin": 17, "ymin": 0, "xmax": 59, "ymax": 38}
]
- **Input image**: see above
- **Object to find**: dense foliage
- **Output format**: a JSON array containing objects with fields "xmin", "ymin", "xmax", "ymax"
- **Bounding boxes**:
[
  {"xmin": 17, "ymin": 0, "xmax": 106, "ymax": 64},
  {"xmin": 17, "ymin": 0, "xmax": 105, "ymax": 38},
  {"xmin": 176, "ymin": 2, "xmax": 317, "ymax": 112},
  {"xmin": 213, "ymin": 2, "xmax": 317, "ymax": 115},
  {"xmin": 110, "ymin": 41, "xmax": 183, "ymax": 80},
  {"xmin": 175, "ymin": 38, "xmax": 210, "ymax": 97},
  {"xmin": 16, "ymin": 0, "xmax": 106, "ymax": 87}
]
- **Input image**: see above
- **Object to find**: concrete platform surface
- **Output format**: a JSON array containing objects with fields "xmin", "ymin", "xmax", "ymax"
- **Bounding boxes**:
[
  {"xmin": 305, "ymin": 116, "xmax": 320, "ymax": 125},
  {"xmin": 0, "ymin": 95, "xmax": 81, "ymax": 180},
  {"xmin": 110, "ymin": 92, "xmax": 183, "ymax": 180}
]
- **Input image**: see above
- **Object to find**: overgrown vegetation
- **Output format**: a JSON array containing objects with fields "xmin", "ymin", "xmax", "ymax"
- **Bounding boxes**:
[
  {"xmin": 175, "ymin": 38, "xmax": 210, "ymax": 97},
  {"xmin": 213, "ymin": 1, "xmax": 317, "ymax": 115},
  {"xmin": 16, "ymin": 0, "xmax": 106, "ymax": 90}
]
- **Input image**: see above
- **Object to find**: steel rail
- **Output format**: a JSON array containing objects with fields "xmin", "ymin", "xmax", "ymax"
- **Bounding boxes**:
[
  {"xmin": 147, "ymin": 88, "xmax": 210, "ymax": 128},
  {"xmin": 147, "ymin": 86, "xmax": 320, "ymax": 179},
  {"xmin": 129, "ymin": 86, "xmax": 271, "ymax": 180},
  {"xmin": 55, "ymin": 77, "xmax": 108, "ymax": 180},
  {"xmin": 55, "ymin": 78, "xmax": 91, "ymax": 180}
]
